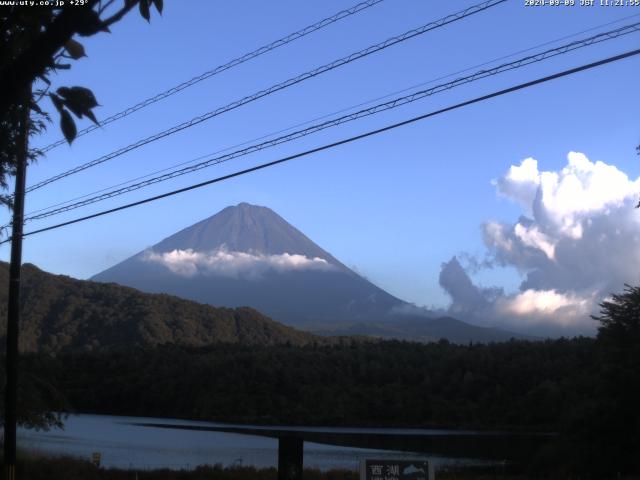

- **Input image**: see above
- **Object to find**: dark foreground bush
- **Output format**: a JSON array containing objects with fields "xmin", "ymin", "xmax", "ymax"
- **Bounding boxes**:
[
  {"xmin": 9, "ymin": 453, "xmax": 359, "ymax": 480},
  {"xmin": 10, "ymin": 453, "xmax": 640, "ymax": 480}
]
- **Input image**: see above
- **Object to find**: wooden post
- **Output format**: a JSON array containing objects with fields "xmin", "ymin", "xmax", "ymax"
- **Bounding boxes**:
[
  {"xmin": 3, "ymin": 86, "xmax": 30, "ymax": 480},
  {"xmin": 278, "ymin": 436, "xmax": 303, "ymax": 480}
]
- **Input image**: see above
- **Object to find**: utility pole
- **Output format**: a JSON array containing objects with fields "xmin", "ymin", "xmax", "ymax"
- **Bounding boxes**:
[{"xmin": 3, "ymin": 86, "xmax": 31, "ymax": 480}]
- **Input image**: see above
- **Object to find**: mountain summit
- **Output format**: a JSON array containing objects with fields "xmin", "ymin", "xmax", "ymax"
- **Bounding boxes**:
[
  {"xmin": 92, "ymin": 203, "xmax": 525, "ymax": 342},
  {"xmin": 152, "ymin": 202, "xmax": 346, "ymax": 269},
  {"xmin": 92, "ymin": 203, "xmax": 403, "ymax": 327}
]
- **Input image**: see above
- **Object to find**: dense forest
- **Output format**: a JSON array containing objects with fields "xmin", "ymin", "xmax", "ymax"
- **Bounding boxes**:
[
  {"xmin": 11, "ymin": 326, "xmax": 640, "ymax": 475},
  {"xmin": 25, "ymin": 339, "xmax": 593, "ymax": 430},
  {"xmin": 0, "ymin": 262, "xmax": 322, "ymax": 351}
]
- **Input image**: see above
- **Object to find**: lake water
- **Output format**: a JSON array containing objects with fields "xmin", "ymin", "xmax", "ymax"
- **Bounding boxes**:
[{"xmin": 17, "ymin": 414, "xmax": 492, "ymax": 471}]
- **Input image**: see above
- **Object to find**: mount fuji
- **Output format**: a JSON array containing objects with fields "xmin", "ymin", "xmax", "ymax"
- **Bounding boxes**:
[{"xmin": 92, "ymin": 203, "xmax": 526, "ymax": 342}]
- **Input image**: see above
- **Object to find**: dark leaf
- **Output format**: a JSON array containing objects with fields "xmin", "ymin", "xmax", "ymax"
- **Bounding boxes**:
[
  {"xmin": 139, "ymin": 0, "xmax": 150, "ymax": 21},
  {"xmin": 84, "ymin": 109, "xmax": 99, "ymax": 126},
  {"xmin": 63, "ymin": 103, "xmax": 83, "ymax": 119},
  {"xmin": 49, "ymin": 93, "xmax": 64, "ymax": 113},
  {"xmin": 57, "ymin": 86, "xmax": 99, "ymax": 119},
  {"xmin": 53, "ymin": 63, "xmax": 71, "ymax": 70},
  {"xmin": 58, "ymin": 86, "xmax": 99, "ymax": 109},
  {"xmin": 38, "ymin": 75, "xmax": 51, "ymax": 86},
  {"xmin": 64, "ymin": 39, "xmax": 87, "ymax": 59},
  {"xmin": 30, "ymin": 101, "xmax": 44, "ymax": 115},
  {"xmin": 60, "ymin": 109, "xmax": 77, "ymax": 144},
  {"xmin": 75, "ymin": 9, "xmax": 107, "ymax": 36},
  {"xmin": 56, "ymin": 87, "xmax": 71, "ymax": 97},
  {"xmin": 152, "ymin": 0, "xmax": 163, "ymax": 14}
]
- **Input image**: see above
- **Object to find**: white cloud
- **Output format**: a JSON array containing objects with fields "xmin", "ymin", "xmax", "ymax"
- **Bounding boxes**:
[
  {"xmin": 496, "ymin": 152, "xmax": 640, "ymax": 239},
  {"xmin": 494, "ymin": 157, "xmax": 540, "ymax": 212},
  {"xmin": 495, "ymin": 289, "xmax": 592, "ymax": 327},
  {"xmin": 144, "ymin": 248, "xmax": 335, "ymax": 279},
  {"xmin": 514, "ymin": 223, "xmax": 556, "ymax": 260},
  {"xmin": 440, "ymin": 152, "xmax": 640, "ymax": 335}
]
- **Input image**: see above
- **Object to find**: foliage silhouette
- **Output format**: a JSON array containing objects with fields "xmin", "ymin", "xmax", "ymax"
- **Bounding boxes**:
[{"xmin": 0, "ymin": 0, "xmax": 162, "ymax": 207}]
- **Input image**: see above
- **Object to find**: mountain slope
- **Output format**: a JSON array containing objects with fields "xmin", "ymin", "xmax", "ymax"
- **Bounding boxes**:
[
  {"xmin": 92, "ymin": 202, "xmax": 406, "ymax": 327},
  {"xmin": 0, "ymin": 262, "xmax": 320, "ymax": 353}
]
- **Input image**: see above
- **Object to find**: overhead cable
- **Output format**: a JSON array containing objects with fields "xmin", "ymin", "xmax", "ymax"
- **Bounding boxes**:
[
  {"xmin": 3, "ymin": 46, "xmax": 637, "ymax": 244},
  {"xmin": 23, "ymin": 11, "xmax": 640, "ymax": 219},
  {"xmin": 36, "ymin": 0, "xmax": 387, "ymax": 154},
  {"xmin": 22, "ymin": 21, "xmax": 640, "ymax": 223},
  {"xmin": 25, "ymin": 0, "xmax": 507, "ymax": 193}
]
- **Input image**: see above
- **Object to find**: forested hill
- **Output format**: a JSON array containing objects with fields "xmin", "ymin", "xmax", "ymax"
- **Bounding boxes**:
[{"xmin": 0, "ymin": 262, "xmax": 321, "ymax": 352}]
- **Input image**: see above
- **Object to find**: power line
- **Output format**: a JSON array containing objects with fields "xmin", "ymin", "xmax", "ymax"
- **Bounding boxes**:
[
  {"xmin": 25, "ymin": 0, "xmax": 507, "ymax": 194},
  {"xmin": 4, "ymin": 47, "xmax": 638, "ymax": 245},
  {"xmin": 36, "ymin": 0, "xmax": 386, "ymax": 154},
  {"xmin": 23, "ymin": 11, "xmax": 640, "ymax": 220},
  {"xmin": 21, "ymin": 21, "xmax": 640, "ymax": 224}
]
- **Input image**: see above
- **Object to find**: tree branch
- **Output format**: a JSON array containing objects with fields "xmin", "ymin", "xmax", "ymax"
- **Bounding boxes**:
[
  {"xmin": 98, "ymin": 0, "xmax": 117, "ymax": 15},
  {"xmin": 101, "ymin": 0, "xmax": 138, "ymax": 28},
  {"xmin": 0, "ymin": 0, "xmax": 138, "ymax": 114}
]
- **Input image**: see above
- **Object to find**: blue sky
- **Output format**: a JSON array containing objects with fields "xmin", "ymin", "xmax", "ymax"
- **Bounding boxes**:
[{"xmin": 2, "ymin": 0, "xmax": 640, "ymax": 333}]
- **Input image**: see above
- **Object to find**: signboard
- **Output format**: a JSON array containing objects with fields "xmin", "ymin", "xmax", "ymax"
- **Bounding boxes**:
[{"xmin": 360, "ymin": 459, "xmax": 434, "ymax": 480}]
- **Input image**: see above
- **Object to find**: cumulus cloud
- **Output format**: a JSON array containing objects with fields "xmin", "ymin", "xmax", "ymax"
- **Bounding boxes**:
[
  {"xmin": 439, "ymin": 256, "xmax": 503, "ymax": 317},
  {"xmin": 494, "ymin": 289, "xmax": 593, "ymax": 327},
  {"xmin": 144, "ymin": 247, "xmax": 335, "ymax": 279},
  {"xmin": 440, "ymin": 152, "xmax": 640, "ymax": 335}
]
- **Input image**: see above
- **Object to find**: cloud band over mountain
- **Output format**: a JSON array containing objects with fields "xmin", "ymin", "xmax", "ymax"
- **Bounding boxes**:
[{"xmin": 144, "ymin": 247, "xmax": 335, "ymax": 279}]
